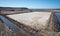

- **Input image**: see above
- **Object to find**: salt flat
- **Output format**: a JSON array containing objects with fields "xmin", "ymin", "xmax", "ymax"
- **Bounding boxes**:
[{"xmin": 6, "ymin": 12, "xmax": 51, "ymax": 30}]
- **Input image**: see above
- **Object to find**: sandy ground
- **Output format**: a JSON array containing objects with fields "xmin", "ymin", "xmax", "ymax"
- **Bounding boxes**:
[{"xmin": 6, "ymin": 12, "xmax": 51, "ymax": 30}]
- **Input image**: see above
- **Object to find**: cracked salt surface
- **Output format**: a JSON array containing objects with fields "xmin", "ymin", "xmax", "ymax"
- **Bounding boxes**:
[{"xmin": 6, "ymin": 12, "xmax": 51, "ymax": 30}]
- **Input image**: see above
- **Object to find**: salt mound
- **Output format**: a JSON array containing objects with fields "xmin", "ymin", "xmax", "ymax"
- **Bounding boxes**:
[{"xmin": 7, "ymin": 12, "xmax": 51, "ymax": 30}]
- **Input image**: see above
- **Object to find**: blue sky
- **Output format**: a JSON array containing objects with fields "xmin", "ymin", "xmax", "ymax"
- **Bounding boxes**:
[{"xmin": 0, "ymin": 0, "xmax": 60, "ymax": 9}]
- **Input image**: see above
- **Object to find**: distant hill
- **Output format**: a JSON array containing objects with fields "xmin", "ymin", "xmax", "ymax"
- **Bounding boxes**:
[
  {"xmin": 0, "ymin": 7, "xmax": 28, "ymax": 10},
  {"xmin": 0, "ymin": 7, "xmax": 60, "ymax": 10}
]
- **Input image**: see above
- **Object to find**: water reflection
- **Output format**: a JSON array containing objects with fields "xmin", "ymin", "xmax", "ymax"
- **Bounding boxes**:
[
  {"xmin": 54, "ymin": 12, "xmax": 60, "ymax": 26},
  {"xmin": 0, "ymin": 15, "xmax": 19, "ymax": 32}
]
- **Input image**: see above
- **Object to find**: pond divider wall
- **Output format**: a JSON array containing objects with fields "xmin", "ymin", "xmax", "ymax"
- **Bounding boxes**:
[{"xmin": 4, "ymin": 12, "xmax": 60, "ymax": 36}]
